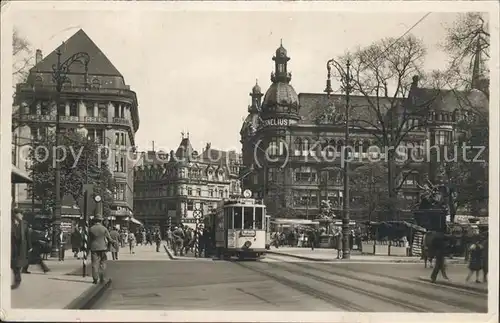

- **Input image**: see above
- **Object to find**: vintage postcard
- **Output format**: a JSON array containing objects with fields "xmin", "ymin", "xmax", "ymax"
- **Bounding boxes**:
[{"xmin": 1, "ymin": 1, "xmax": 498, "ymax": 322}]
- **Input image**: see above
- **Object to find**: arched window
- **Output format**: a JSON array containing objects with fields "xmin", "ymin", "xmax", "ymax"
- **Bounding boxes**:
[
  {"xmin": 294, "ymin": 138, "xmax": 302, "ymax": 156},
  {"xmin": 35, "ymin": 75, "xmax": 43, "ymax": 86}
]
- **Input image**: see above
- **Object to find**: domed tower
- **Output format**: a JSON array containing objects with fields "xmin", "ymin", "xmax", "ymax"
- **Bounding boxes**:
[{"xmin": 260, "ymin": 41, "xmax": 300, "ymax": 121}]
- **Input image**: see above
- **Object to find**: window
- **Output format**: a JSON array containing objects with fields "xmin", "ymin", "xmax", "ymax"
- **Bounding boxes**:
[
  {"xmin": 85, "ymin": 102, "xmax": 94, "ymax": 117},
  {"xmin": 243, "ymin": 207, "xmax": 254, "ymax": 229},
  {"xmin": 121, "ymin": 133, "xmax": 126, "ymax": 146},
  {"xmin": 233, "ymin": 207, "xmax": 242, "ymax": 229},
  {"xmin": 40, "ymin": 101, "xmax": 50, "ymax": 115},
  {"xmin": 114, "ymin": 184, "xmax": 126, "ymax": 201},
  {"xmin": 435, "ymin": 131, "xmax": 452, "ymax": 146},
  {"xmin": 255, "ymin": 207, "xmax": 264, "ymax": 230},
  {"xmin": 225, "ymin": 208, "xmax": 233, "ymax": 229},
  {"xmin": 209, "ymin": 189, "xmax": 214, "ymax": 197},
  {"xmin": 69, "ymin": 101, "xmax": 78, "ymax": 117},
  {"xmin": 92, "ymin": 78, "xmax": 101, "ymax": 89},
  {"xmin": 187, "ymin": 201, "xmax": 194, "ymax": 211},
  {"xmin": 98, "ymin": 103, "xmax": 107, "ymax": 118},
  {"xmin": 196, "ymin": 188, "xmax": 201, "ymax": 196},
  {"xmin": 114, "ymin": 104, "xmax": 120, "ymax": 118},
  {"xmin": 219, "ymin": 189, "xmax": 223, "ymax": 198},
  {"xmin": 115, "ymin": 132, "xmax": 120, "ymax": 145},
  {"xmin": 115, "ymin": 156, "xmax": 125, "ymax": 172},
  {"xmin": 187, "ymin": 187, "xmax": 192, "ymax": 195},
  {"xmin": 57, "ymin": 103, "xmax": 66, "ymax": 116}
]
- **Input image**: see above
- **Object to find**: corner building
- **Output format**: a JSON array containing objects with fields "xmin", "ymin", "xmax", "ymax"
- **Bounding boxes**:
[
  {"xmin": 12, "ymin": 29, "xmax": 140, "ymax": 226},
  {"xmin": 240, "ymin": 44, "xmax": 473, "ymax": 220},
  {"xmin": 133, "ymin": 136, "xmax": 242, "ymax": 232}
]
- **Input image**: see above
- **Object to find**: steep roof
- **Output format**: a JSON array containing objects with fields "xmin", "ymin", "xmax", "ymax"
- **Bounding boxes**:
[
  {"xmin": 31, "ymin": 29, "xmax": 123, "ymax": 77},
  {"xmin": 175, "ymin": 137, "xmax": 195, "ymax": 160},
  {"xmin": 298, "ymin": 93, "xmax": 402, "ymax": 126}
]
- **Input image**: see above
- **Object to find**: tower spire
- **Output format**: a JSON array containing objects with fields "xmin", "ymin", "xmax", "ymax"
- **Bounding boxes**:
[{"xmin": 471, "ymin": 37, "xmax": 482, "ymax": 90}]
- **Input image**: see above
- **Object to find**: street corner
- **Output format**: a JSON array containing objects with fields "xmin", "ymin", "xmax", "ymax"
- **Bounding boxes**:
[
  {"xmin": 163, "ymin": 245, "xmax": 177, "ymax": 260},
  {"xmin": 64, "ymin": 278, "xmax": 112, "ymax": 309},
  {"xmin": 416, "ymin": 276, "xmax": 488, "ymax": 294}
]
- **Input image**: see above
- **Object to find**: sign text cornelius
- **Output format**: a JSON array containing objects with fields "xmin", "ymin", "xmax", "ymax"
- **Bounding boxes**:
[{"xmin": 259, "ymin": 118, "xmax": 295, "ymax": 128}]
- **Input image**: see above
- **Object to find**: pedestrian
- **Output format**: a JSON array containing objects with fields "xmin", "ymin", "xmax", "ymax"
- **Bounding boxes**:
[
  {"xmin": 88, "ymin": 215, "xmax": 112, "ymax": 284},
  {"xmin": 109, "ymin": 225, "xmax": 120, "ymax": 260},
  {"xmin": 166, "ymin": 228, "xmax": 173, "ymax": 249},
  {"xmin": 154, "ymin": 230, "xmax": 162, "ymax": 252},
  {"xmin": 481, "ymin": 233, "xmax": 488, "ymax": 283},
  {"xmin": 11, "ymin": 209, "xmax": 32, "ymax": 289},
  {"xmin": 128, "ymin": 231, "xmax": 136, "ymax": 254},
  {"xmin": 430, "ymin": 233, "xmax": 449, "ymax": 283},
  {"xmin": 172, "ymin": 226, "xmax": 185, "ymax": 256},
  {"xmin": 336, "ymin": 230, "xmax": 343, "ymax": 259},
  {"xmin": 71, "ymin": 227, "xmax": 82, "ymax": 259},
  {"xmin": 308, "ymin": 229, "xmax": 316, "ymax": 251},
  {"xmin": 465, "ymin": 237, "xmax": 483, "ymax": 283},
  {"xmin": 22, "ymin": 225, "xmax": 50, "ymax": 274},
  {"xmin": 58, "ymin": 230, "xmax": 66, "ymax": 261}
]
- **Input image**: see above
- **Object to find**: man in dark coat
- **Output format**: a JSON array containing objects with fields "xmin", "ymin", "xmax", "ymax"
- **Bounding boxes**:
[
  {"xmin": 89, "ymin": 215, "xmax": 112, "ymax": 284},
  {"xmin": 109, "ymin": 226, "xmax": 120, "ymax": 260},
  {"xmin": 22, "ymin": 225, "xmax": 50, "ymax": 274},
  {"xmin": 11, "ymin": 209, "xmax": 32, "ymax": 289},
  {"xmin": 430, "ymin": 232, "xmax": 449, "ymax": 283},
  {"xmin": 71, "ymin": 227, "xmax": 82, "ymax": 258}
]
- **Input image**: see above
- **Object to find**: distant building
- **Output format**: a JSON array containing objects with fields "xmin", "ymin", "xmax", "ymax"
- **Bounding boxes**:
[
  {"xmin": 239, "ymin": 43, "xmax": 488, "ymax": 220},
  {"xmin": 12, "ymin": 29, "xmax": 140, "ymax": 226},
  {"xmin": 133, "ymin": 135, "xmax": 242, "ymax": 232}
]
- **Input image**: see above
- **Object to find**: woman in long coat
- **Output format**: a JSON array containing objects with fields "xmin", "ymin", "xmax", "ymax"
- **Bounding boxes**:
[{"xmin": 109, "ymin": 226, "xmax": 120, "ymax": 260}]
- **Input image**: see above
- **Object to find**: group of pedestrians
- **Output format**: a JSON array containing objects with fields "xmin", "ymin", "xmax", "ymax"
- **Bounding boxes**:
[
  {"xmin": 165, "ymin": 225, "xmax": 213, "ymax": 257},
  {"xmin": 427, "ymin": 232, "xmax": 489, "ymax": 284}
]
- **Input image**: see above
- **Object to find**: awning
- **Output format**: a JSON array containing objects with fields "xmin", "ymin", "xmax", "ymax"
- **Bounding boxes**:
[
  {"xmin": 126, "ymin": 217, "xmax": 143, "ymax": 226},
  {"xmin": 12, "ymin": 165, "xmax": 32, "ymax": 184}
]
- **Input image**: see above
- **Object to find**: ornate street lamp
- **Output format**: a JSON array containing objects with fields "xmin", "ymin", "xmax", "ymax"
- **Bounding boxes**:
[
  {"xmin": 324, "ymin": 58, "xmax": 352, "ymax": 260},
  {"xmin": 50, "ymin": 49, "xmax": 90, "ymax": 257}
]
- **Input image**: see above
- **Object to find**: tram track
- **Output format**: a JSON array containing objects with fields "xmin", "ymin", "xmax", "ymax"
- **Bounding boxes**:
[
  {"xmin": 264, "ymin": 261, "xmax": 435, "ymax": 312},
  {"xmin": 291, "ymin": 262, "xmax": 487, "ymax": 313},
  {"xmin": 233, "ymin": 261, "xmax": 368, "ymax": 311}
]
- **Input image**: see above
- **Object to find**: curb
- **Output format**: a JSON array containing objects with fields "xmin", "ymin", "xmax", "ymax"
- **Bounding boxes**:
[
  {"xmin": 164, "ymin": 245, "xmax": 177, "ymax": 260},
  {"xmin": 64, "ymin": 278, "xmax": 112, "ymax": 309},
  {"xmin": 268, "ymin": 251, "xmax": 464, "ymax": 264},
  {"xmin": 417, "ymin": 277, "xmax": 488, "ymax": 294}
]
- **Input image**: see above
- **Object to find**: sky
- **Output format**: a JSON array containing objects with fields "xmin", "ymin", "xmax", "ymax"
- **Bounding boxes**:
[{"xmin": 13, "ymin": 10, "xmax": 461, "ymax": 153}]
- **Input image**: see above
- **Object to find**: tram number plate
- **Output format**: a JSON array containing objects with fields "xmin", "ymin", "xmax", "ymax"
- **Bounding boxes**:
[{"xmin": 239, "ymin": 230, "xmax": 256, "ymax": 237}]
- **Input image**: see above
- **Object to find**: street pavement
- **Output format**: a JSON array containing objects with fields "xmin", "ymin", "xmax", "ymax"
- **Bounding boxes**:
[
  {"xmin": 268, "ymin": 247, "xmax": 466, "ymax": 264},
  {"xmin": 10, "ymin": 258, "xmax": 93, "ymax": 309},
  {"xmin": 94, "ymin": 248, "xmax": 487, "ymax": 312}
]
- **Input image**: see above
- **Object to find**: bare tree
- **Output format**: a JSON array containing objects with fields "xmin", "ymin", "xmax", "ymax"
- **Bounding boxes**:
[
  {"xmin": 443, "ymin": 12, "xmax": 490, "ymax": 96},
  {"xmin": 13, "ymin": 28, "xmax": 33, "ymax": 84},
  {"xmin": 333, "ymin": 35, "xmax": 441, "ymax": 219}
]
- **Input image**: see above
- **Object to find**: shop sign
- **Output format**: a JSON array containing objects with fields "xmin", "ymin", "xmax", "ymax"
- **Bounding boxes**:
[{"xmin": 259, "ymin": 118, "xmax": 294, "ymax": 128}]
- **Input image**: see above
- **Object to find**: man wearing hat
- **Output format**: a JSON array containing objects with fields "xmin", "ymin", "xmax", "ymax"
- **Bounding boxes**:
[
  {"xmin": 88, "ymin": 214, "xmax": 112, "ymax": 284},
  {"xmin": 11, "ymin": 208, "xmax": 32, "ymax": 289}
]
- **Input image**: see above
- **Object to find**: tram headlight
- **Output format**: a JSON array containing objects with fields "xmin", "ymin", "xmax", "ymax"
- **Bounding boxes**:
[{"xmin": 243, "ymin": 241, "xmax": 252, "ymax": 249}]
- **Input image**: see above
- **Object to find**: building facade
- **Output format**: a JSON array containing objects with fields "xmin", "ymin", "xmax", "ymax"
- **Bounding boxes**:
[
  {"xmin": 12, "ymin": 29, "xmax": 140, "ymax": 225},
  {"xmin": 133, "ymin": 135, "xmax": 242, "ymax": 233},
  {"xmin": 240, "ymin": 44, "xmax": 486, "ymax": 221}
]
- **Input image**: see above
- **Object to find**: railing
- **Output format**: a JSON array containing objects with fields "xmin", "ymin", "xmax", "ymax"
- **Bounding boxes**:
[
  {"xmin": 13, "ymin": 113, "xmax": 133, "ymax": 128},
  {"xmin": 17, "ymin": 83, "xmax": 137, "ymax": 98}
]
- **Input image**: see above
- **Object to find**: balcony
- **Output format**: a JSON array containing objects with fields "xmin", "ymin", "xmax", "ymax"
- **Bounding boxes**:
[
  {"xmin": 17, "ymin": 83, "xmax": 137, "ymax": 99},
  {"xmin": 13, "ymin": 113, "xmax": 133, "ymax": 129}
]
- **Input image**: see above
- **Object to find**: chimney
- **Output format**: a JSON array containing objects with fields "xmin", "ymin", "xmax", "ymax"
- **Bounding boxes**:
[
  {"xmin": 35, "ymin": 49, "xmax": 43, "ymax": 64},
  {"xmin": 206, "ymin": 142, "xmax": 211, "ymax": 151}
]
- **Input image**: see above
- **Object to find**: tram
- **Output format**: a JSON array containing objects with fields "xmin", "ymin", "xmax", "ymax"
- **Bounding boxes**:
[{"xmin": 205, "ymin": 190, "xmax": 268, "ymax": 260}]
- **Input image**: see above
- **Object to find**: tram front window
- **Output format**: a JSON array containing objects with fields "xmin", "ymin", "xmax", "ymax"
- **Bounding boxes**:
[
  {"xmin": 233, "ymin": 207, "xmax": 243, "ymax": 229},
  {"xmin": 244, "ymin": 207, "xmax": 254, "ymax": 229},
  {"xmin": 255, "ymin": 207, "xmax": 263, "ymax": 229}
]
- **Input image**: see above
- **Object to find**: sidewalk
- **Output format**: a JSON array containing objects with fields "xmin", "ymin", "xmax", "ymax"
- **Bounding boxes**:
[
  {"xmin": 268, "ymin": 247, "xmax": 466, "ymax": 264},
  {"xmin": 10, "ymin": 258, "xmax": 109, "ymax": 309}
]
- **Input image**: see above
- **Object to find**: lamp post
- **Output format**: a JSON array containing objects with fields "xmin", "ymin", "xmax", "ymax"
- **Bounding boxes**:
[
  {"xmin": 50, "ymin": 48, "xmax": 90, "ymax": 257},
  {"xmin": 324, "ymin": 58, "xmax": 352, "ymax": 260}
]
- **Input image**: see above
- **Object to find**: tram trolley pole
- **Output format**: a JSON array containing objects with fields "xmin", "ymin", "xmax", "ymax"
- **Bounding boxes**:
[{"xmin": 193, "ymin": 202, "xmax": 203, "ymax": 258}]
